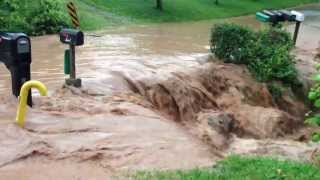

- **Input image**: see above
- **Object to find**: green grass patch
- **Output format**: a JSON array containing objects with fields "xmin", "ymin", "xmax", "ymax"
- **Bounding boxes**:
[
  {"xmin": 129, "ymin": 156, "xmax": 320, "ymax": 180},
  {"xmin": 78, "ymin": 0, "xmax": 317, "ymax": 24},
  {"xmin": 1, "ymin": 0, "xmax": 317, "ymax": 34}
]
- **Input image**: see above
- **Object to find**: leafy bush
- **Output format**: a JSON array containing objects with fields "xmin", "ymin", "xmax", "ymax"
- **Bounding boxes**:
[
  {"xmin": 306, "ymin": 64, "xmax": 320, "ymax": 142},
  {"xmin": 258, "ymin": 28, "xmax": 293, "ymax": 49},
  {"xmin": 249, "ymin": 45, "xmax": 297, "ymax": 83},
  {"xmin": 210, "ymin": 23, "xmax": 256, "ymax": 64},
  {"xmin": 0, "ymin": 0, "xmax": 68, "ymax": 35},
  {"xmin": 210, "ymin": 23, "xmax": 299, "ymax": 88}
]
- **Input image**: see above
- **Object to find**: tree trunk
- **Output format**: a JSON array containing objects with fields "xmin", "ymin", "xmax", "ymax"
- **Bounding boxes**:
[{"xmin": 156, "ymin": 0, "xmax": 163, "ymax": 11}]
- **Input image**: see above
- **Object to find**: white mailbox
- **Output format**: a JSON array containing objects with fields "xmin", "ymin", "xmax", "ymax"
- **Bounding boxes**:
[{"xmin": 291, "ymin": 10, "xmax": 305, "ymax": 22}]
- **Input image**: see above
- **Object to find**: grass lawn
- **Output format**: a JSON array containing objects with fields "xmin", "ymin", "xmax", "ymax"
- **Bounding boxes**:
[
  {"xmin": 1, "ymin": 0, "xmax": 317, "ymax": 33},
  {"xmin": 127, "ymin": 156, "xmax": 320, "ymax": 180},
  {"xmin": 74, "ymin": 0, "xmax": 318, "ymax": 30}
]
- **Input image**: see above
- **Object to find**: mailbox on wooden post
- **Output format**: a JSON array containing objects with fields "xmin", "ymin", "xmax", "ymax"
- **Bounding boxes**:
[
  {"xmin": 59, "ymin": 28, "xmax": 84, "ymax": 87},
  {"xmin": 291, "ymin": 10, "xmax": 305, "ymax": 45},
  {"xmin": 256, "ymin": 9, "xmax": 305, "ymax": 46}
]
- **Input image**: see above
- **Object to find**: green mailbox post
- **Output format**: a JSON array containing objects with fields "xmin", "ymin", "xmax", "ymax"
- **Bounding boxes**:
[{"xmin": 59, "ymin": 28, "xmax": 84, "ymax": 87}]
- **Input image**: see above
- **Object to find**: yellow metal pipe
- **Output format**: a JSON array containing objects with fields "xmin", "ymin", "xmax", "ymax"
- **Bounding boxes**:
[{"xmin": 16, "ymin": 80, "xmax": 47, "ymax": 128}]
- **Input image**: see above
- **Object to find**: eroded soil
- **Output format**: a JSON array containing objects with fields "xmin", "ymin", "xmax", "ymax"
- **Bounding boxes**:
[
  {"xmin": 1, "ymin": 54, "xmax": 320, "ymax": 179},
  {"xmin": 1, "ymin": 5, "xmax": 320, "ymax": 180}
]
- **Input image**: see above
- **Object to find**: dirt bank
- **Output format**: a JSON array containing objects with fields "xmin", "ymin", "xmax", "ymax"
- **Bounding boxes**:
[
  {"xmin": 0, "ymin": 54, "xmax": 319, "ymax": 179},
  {"xmin": 1, "ymin": 6, "xmax": 320, "ymax": 178}
]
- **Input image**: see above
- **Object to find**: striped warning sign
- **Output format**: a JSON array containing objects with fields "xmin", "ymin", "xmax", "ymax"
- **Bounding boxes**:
[{"xmin": 67, "ymin": 2, "xmax": 80, "ymax": 28}]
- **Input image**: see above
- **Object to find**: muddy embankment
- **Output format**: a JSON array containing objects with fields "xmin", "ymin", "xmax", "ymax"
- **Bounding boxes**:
[
  {"xmin": 1, "ymin": 53, "xmax": 320, "ymax": 179},
  {"xmin": 2, "ymin": 6, "xmax": 320, "ymax": 178}
]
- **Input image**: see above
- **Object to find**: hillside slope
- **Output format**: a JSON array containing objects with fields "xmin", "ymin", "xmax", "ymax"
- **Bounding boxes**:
[
  {"xmin": 0, "ymin": 0, "xmax": 317, "ymax": 34},
  {"xmin": 77, "ymin": 0, "xmax": 318, "ymax": 23}
]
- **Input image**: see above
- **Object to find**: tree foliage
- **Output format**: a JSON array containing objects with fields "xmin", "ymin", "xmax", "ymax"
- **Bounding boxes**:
[
  {"xmin": 0, "ymin": 0, "xmax": 68, "ymax": 35},
  {"xmin": 156, "ymin": 0, "xmax": 163, "ymax": 10}
]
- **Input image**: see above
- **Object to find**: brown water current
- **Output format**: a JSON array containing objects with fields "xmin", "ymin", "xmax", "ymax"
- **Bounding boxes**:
[{"xmin": 1, "ymin": 4, "xmax": 320, "ymax": 179}]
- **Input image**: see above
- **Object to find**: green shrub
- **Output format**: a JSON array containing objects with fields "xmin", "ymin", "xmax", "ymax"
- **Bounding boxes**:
[
  {"xmin": 249, "ymin": 45, "xmax": 297, "ymax": 84},
  {"xmin": 0, "ymin": 0, "xmax": 68, "ymax": 35},
  {"xmin": 210, "ymin": 23, "xmax": 299, "ymax": 88},
  {"xmin": 258, "ymin": 28, "xmax": 294, "ymax": 49},
  {"xmin": 306, "ymin": 64, "xmax": 320, "ymax": 142},
  {"xmin": 210, "ymin": 23, "xmax": 256, "ymax": 64}
]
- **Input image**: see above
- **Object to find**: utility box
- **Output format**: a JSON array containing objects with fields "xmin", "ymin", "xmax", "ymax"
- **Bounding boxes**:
[
  {"xmin": 0, "ymin": 32, "xmax": 32, "ymax": 106},
  {"xmin": 59, "ymin": 29, "xmax": 84, "ymax": 46}
]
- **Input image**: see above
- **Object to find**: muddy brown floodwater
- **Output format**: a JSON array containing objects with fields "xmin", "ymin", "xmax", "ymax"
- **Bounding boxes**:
[{"xmin": 1, "ymin": 4, "xmax": 320, "ymax": 180}]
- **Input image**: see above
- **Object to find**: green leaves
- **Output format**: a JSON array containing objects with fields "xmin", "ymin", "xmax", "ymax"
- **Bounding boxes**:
[
  {"xmin": 315, "ymin": 99, "xmax": 320, "ymax": 108},
  {"xmin": 248, "ymin": 29, "xmax": 297, "ymax": 86},
  {"xmin": 305, "ymin": 64, "xmax": 320, "ymax": 142},
  {"xmin": 313, "ymin": 74, "xmax": 320, "ymax": 81},
  {"xmin": 308, "ymin": 91, "xmax": 318, "ymax": 100},
  {"xmin": 305, "ymin": 116, "xmax": 320, "ymax": 126},
  {"xmin": 210, "ymin": 23, "xmax": 256, "ymax": 64},
  {"xmin": 1, "ymin": 0, "xmax": 68, "ymax": 35},
  {"xmin": 316, "ymin": 63, "xmax": 320, "ymax": 70},
  {"xmin": 210, "ymin": 23, "xmax": 299, "ymax": 88},
  {"xmin": 312, "ymin": 133, "xmax": 320, "ymax": 142}
]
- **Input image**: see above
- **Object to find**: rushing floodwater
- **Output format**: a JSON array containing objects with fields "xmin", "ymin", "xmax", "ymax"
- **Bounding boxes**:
[
  {"xmin": 0, "ymin": 4, "xmax": 319, "ymax": 96},
  {"xmin": 0, "ymin": 5, "xmax": 320, "ymax": 179}
]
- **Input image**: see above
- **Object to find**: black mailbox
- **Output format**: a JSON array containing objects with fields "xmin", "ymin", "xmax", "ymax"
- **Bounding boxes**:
[
  {"xmin": 0, "ymin": 32, "xmax": 32, "ymax": 106},
  {"xmin": 278, "ymin": 10, "xmax": 296, "ymax": 22},
  {"xmin": 272, "ymin": 10, "xmax": 286, "ymax": 22},
  {"xmin": 59, "ymin": 29, "xmax": 84, "ymax": 46}
]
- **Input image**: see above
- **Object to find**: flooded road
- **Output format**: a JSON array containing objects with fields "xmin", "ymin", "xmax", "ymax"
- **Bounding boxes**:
[
  {"xmin": 0, "ymin": 4, "xmax": 320, "ymax": 179},
  {"xmin": 0, "ymin": 14, "xmax": 261, "ymax": 96},
  {"xmin": 0, "ymin": 5, "xmax": 319, "ymax": 96}
]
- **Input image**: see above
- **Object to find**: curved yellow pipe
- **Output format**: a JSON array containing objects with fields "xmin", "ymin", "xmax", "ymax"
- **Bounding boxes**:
[{"xmin": 16, "ymin": 80, "xmax": 47, "ymax": 128}]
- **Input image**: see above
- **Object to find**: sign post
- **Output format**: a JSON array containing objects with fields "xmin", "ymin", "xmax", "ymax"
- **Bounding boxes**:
[{"xmin": 67, "ymin": 2, "xmax": 80, "ymax": 29}]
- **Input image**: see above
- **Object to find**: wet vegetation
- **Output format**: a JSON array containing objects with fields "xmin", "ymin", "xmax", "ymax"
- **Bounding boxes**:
[
  {"xmin": 210, "ymin": 23, "xmax": 300, "ymax": 93},
  {"xmin": 0, "ymin": 0, "xmax": 317, "ymax": 35},
  {"xmin": 130, "ymin": 156, "xmax": 320, "ymax": 180},
  {"xmin": 1, "ymin": 0, "xmax": 319, "ymax": 179},
  {"xmin": 0, "ymin": 0, "xmax": 68, "ymax": 35},
  {"xmin": 306, "ymin": 64, "xmax": 320, "ymax": 142}
]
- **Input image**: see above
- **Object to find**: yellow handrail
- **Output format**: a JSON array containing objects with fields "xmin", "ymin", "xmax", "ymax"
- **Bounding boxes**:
[{"xmin": 16, "ymin": 80, "xmax": 47, "ymax": 127}]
